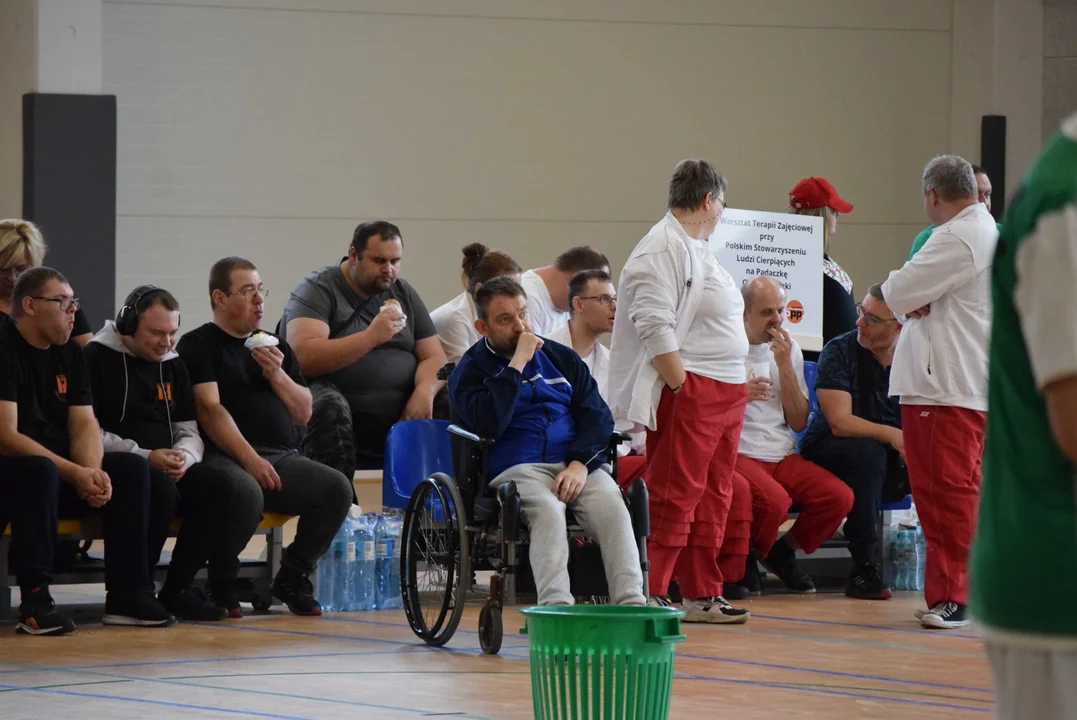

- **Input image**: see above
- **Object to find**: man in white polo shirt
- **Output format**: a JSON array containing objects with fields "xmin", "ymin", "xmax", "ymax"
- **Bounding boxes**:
[
  {"xmin": 882, "ymin": 154, "xmax": 998, "ymax": 630},
  {"xmin": 521, "ymin": 247, "xmax": 609, "ymax": 336}
]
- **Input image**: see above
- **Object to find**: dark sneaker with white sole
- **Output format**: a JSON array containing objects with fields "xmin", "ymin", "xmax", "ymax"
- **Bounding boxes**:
[
  {"xmin": 920, "ymin": 601, "xmax": 969, "ymax": 629},
  {"xmin": 16, "ymin": 587, "xmax": 76, "ymax": 636},
  {"xmin": 102, "ymin": 591, "xmax": 175, "ymax": 627},
  {"xmin": 272, "ymin": 570, "xmax": 321, "ymax": 616},
  {"xmin": 683, "ymin": 596, "xmax": 750, "ymax": 624}
]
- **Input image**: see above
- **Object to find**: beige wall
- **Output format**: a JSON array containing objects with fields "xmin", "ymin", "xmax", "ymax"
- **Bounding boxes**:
[
  {"xmin": 103, "ymin": 0, "xmax": 957, "ymax": 330},
  {"xmin": 0, "ymin": 0, "xmax": 37, "ymax": 219},
  {"xmin": 1045, "ymin": 0, "xmax": 1077, "ymax": 139}
]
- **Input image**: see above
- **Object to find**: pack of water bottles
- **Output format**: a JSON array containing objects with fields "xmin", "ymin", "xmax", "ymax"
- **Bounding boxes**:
[
  {"xmin": 886, "ymin": 524, "xmax": 926, "ymax": 592},
  {"xmin": 314, "ymin": 507, "xmax": 404, "ymax": 612}
]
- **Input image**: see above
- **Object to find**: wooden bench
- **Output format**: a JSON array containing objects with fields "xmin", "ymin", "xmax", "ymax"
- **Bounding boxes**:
[{"xmin": 1, "ymin": 512, "xmax": 294, "ymax": 621}]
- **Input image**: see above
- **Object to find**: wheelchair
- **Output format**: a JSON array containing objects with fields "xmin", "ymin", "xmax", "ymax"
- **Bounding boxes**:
[{"xmin": 399, "ymin": 366, "xmax": 651, "ymax": 655}]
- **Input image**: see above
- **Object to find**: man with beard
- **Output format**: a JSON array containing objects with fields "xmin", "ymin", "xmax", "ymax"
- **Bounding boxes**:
[
  {"xmin": 448, "ymin": 276, "xmax": 645, "ymax": 607},
  {"xmin": 282, "ymin": 221, "xmax": 447, "ymax": 479}
]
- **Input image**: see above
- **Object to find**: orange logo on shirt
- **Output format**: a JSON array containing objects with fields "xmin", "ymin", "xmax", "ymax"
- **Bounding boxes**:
[
  {"xmin": 55, "ymin": 375, "xmax": 68, "ymax": 395},
  {"xmin": 156, "ymin": 382, "xmax": 172, "ymax": 402},
  {"xmin": 786, "ymin": 300, "xmax": 804, "ymax": 324}
]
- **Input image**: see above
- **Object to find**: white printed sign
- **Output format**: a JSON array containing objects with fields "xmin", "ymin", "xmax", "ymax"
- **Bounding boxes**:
[{"xmin": 708, "ymin": 208, "xmax": 825, "ymax": 351}]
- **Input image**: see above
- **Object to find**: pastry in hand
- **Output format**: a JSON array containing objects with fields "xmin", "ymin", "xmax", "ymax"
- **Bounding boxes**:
[
  {"xmin": 380, "ymin": 298, "xmax": 407, "ymax": 321},
  {"xmin": 244, "ymin": 330, "xmax": 280, "ymax": 350}
]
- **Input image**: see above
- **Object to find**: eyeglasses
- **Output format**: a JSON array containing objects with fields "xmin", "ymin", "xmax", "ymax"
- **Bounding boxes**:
[
  {"xmin": 227, "ymin": 285, "xmax": 268, "ymax": 299},
  {"xmin": 32, "ymin": 296, "xmax": 80, "ymax": 312},
  {"xmin": 1, "ymin": 264, "xmax": 30, "ymax": 278},
  {"xmin": 856, "ymin": 303, "xmax": 896, "ymax": 326},
  {"xmin": 578, "ymin": 294, "xmax": 616, "ymax": 307}
]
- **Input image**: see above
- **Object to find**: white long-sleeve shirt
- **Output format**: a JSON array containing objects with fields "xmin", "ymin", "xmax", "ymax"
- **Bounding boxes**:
[
  {"xmin": 881, "ymin": 203, "xmax": 999, "ymax": 411},
  {"xmin": 521, "ymin": 269, "xmax": 569, "ymax": 336},
  {"xmin": 430, "ymin": 291, "xmax": 479, "ymax": 365}
]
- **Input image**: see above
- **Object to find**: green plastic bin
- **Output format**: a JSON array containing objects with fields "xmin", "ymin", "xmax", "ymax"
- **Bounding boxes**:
[{"xmin": 520, "ymin": 605, "xmax": 686, "ymax": 720}]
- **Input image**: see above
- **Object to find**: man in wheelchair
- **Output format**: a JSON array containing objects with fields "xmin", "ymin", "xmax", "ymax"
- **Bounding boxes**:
[{"xmin": 448, "ymin": 276, "xmax": 647, "ymax": 606}]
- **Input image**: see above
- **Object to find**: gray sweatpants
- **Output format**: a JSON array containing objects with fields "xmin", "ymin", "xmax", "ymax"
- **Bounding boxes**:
[
  {"xmin": 988, "ymin": 642, "xmax": 1077, "ymax": 720},
  {"xmin": 490, "ymin": 462, "xmax": 645, "ymax": 606}
]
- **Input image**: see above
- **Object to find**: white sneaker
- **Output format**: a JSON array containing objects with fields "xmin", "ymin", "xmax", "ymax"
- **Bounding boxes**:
[{"xmin": 682, "ymin": 596, "xmax": 749, "ymax": 625}]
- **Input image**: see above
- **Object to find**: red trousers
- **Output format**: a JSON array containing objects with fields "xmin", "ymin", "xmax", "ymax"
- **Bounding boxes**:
[
  {"xmin": 717, "ymin": 454, "xmax": 853, "ymax": 577},
  {"xmin": 645, "ymin": 373, "xmax": 746, "ymax": 599},
  {"xmin": 902, "ymin": 404, "xmax": 986, "ymax": 607},
  {"xmin": 716, "ymin": 470, "xmax": 755, "ymax": 582},
  {"xmin": 615, "ymin": 455, "xmax": 648, "ymax": 489}
]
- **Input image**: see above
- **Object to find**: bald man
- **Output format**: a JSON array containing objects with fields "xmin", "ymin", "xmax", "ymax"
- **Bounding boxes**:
[{"xmin": 720, "ymin": 277, "xmax": 854, "ymax": 597}]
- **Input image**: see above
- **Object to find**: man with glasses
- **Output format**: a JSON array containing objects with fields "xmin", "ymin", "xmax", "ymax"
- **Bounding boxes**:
[
  {"xmin": 0, "ymin": 267, "xmax": 174, "ymax": 634},
  {"xmin": 177, "ymin": 257, "xmax": 352, "ymax": 616},
  {"xmin": 797, "ymin": 284, "xmax": 904, "ymax": 601},
  {"xmin": 281, "ymin": 221, "xmax": 446, "ymax": 480}
]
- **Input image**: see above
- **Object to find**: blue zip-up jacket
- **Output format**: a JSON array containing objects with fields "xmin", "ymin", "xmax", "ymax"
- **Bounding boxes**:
[{"xmin": 448, "ymin": 337, "xmax": 614, "ymax": 479}]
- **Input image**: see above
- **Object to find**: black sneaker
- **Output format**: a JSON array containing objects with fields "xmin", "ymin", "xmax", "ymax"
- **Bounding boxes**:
[
  {"xmin": 208, "ymin": 584, "xmax": 243, "ymax": 619},
  {"xmin": 271, "ymin": 570, "xmax": 321, "ymax": 616},
  {"xmin": 682, "ymin": 596, "xmax": 749, "ymax": 624},
  {"xmin": 739, "ymin": 550, "xmax": 764, "ymax": 596},
  {"xmin": 763, "ymin": 541, "xmax": 816, "ymax": 594},
  {"xmin": 16, "ymin": 587, "xmax": 76, "ymax": 636},
  {"xmin": 102, "ymin": 591, "xmax": 176, "ymax": 627},
  {"xmin": 721, "ymin": 581, "xmax": 750, "ymax": 600},
  {"xmin": 845, "ymin": 564, "xmax": 892, "ymax": 600},
  {"xmin": 160, "ymin": 587, "xmax": 227, "ymax": 622},
  {"xmin": 920, "ymin": 601, "xmax": 969, "ymax": 630}
]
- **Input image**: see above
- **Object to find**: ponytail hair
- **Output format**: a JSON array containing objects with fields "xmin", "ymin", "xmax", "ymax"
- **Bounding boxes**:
[{"xmin": 460, "ymin": 243, "xmax": 522, "ymax": 297}]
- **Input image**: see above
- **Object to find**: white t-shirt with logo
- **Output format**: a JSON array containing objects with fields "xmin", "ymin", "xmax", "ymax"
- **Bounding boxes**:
[{"xmin": 738, "ymin": 339, "xmax": 808, "ymax": 463}]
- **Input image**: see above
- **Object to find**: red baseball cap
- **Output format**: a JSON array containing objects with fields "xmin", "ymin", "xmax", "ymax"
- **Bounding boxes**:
[{"xmin": 788, "ymin": 177, "xmax": 853, "ymax": 213}]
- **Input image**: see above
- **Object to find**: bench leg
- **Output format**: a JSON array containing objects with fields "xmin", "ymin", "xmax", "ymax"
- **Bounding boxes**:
[{"xmin": 267, "ymin": 527, "xmax": 283, "ymax": 579}]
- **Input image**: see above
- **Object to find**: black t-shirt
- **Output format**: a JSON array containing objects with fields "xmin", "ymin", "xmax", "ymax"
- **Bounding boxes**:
[
  {"xmin": 83, "ymin": 342, "xmax": 197, "ymax": 451},
  {"xmin": 176, "ymin": 323, "xmax": 306, "ymax": 451},
  {"xmin": 0, "ymin": 321, "xmax": 93, "ymax": 457}
]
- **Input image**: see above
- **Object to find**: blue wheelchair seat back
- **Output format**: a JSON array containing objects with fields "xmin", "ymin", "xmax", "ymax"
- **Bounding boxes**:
[
  {"xmin": 382, "ymin": 419, "xmax": 454, "ymax": 509},
  {"xmin": 793, "ymin": 360, "xmax": 819, "ymax": 443}
]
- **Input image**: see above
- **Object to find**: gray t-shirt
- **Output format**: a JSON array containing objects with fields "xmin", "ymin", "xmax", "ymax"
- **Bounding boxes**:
[{"xmin": 281, "ymin": 261, "xmax": 436, "ymax": 419}]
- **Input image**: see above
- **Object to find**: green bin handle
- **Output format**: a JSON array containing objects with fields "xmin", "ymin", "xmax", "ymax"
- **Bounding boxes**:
[{"xmin": 647, "ymin": 620, "xmax": 686, "ymax": 645}]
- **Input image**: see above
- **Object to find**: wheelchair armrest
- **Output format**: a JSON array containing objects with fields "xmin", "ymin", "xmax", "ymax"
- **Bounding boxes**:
[
  {"xmin": 610, "ymin": 431, "xmax": 631, "ymax": 446},
  {"xmin": 448, "ymin": 424, "xmax": 495, "ymax": 446},
  {"xmin": 624, "ymin": 476, "xmax": 650, "ymax": 538}
]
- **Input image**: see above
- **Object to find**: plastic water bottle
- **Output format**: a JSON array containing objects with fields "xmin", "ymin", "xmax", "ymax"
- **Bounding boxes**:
[
  {"xmin": 336, "ymin": 507, "xmax": 362, "ymax": 611},
  {"xmin": 376, "ymin": 513, "xmax": 404, "ymax": 609},
  {"xmin": 329, "ymin": 521, "xmax": 351, "ymax": 612},
  {"xmin": 884, "ymin": 527, "xmax": 898, "ymax": 588},
  {"xmin": 915, "ymin": 526, "xmax": 926, "ymax": 592},
  {"xmin": 353, "ymin": 512, "xmax": 377, "ymax": 611},
  {"xmin": 315, "ymin": 539, "xmax": 337, "ymax": 612},
  {"xmin": 387, "ymin": 514, "xmax": 403, "ymax": 610},
  {"xmin": 899, "ymin": 529, "xmax": 917, "ymax": 591}
]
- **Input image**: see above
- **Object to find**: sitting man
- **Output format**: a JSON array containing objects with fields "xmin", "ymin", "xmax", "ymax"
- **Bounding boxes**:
[
  {"xmin": 84, "ymin": 285, "xmax": 239, "ymax": 620},
  {"xmin": 521, "ymin": 246, "xmax": 610, "ymax": 335},
  {"xmin": 719, "ymin": 277, "xmax": 854, "ymax": 597},
  {"xmin": 283, "ymin": 221, "xmax": 446, "ymax": 478},
  {"xmin": 548, "ymin": 269, "xmax": 646, "ymax": 484},
  {"xmin": 0, "ymin": 268, "xmax": 173, "ymax": 632},
  {"xmin": 797, "ymin": 284, "xmax": 905, "ymax": 600},
  {"xmin": 449, "ymin": 276, "xmax": 645, "ymax": 606},
  {"xmin": 178, "ymin": 257, "xmax": 353, "ymax": 616}
]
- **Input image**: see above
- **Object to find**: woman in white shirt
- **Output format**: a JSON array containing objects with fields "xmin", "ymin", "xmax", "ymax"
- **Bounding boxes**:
[
  {"xmin": 608, "ymin": 158, "xmax": 751, "ymax": 624},
  {"xmin": 431, "ymin": 243, "xmax": 521, "ymax": 365}
]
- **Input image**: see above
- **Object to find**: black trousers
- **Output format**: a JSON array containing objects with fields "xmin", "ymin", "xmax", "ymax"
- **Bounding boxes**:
[
  {"xmin": 801, "ymin": 435, "xmax": 895, "ymax": 568},
  {"xmin": 0, "ymin": 456, "xmax": 61, "ymax": 591}
]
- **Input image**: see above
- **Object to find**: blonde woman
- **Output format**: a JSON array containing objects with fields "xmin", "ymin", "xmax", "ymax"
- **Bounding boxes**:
[
  {"xmin": 0, "ymin": 220, "xmax": 92, "ymax": 345},
  {"xmin": 787, "ymin": 178, "xmax": 857, "ymax": 361}
]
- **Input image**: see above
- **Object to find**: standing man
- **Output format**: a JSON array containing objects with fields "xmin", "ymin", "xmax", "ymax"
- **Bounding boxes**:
[
  {"xmin": 722, "ymin": 277, "xmax": 853, "ymax": 595},
  {"xmin": 797, "ymin": 286, "xmax": 904, "ymax": 600},
  {"xmin": 909, "ymin": 164, "xmax": 1000, "ymax": 259},
  {"xmin": 84, "ymin": 285, "xmax": 235, "ymax": 620},
  {"xmin": 283, "ymin": 221, "xmax": 446, "ymax": 479},
  {"xmin": 609, "ymin": 158, "xmax": 750, "ymax": 624},
  {"xmin": 0, "ymin": 268, "xmax": 173, "ymax": 630},
  {"xmin": 971, "ymin": 111, "xmax": 1077, "ymax": 719},
  {"xmin": 520, "ymin": 247, "xmax": 610, "ymax": 336},
  {"xmin": 178, "ymin": 257, "xmax": 353, "ymax": 616},
  {"xmin": 882, "ymin": 155, "xmax": 998, "ymax": 629}
]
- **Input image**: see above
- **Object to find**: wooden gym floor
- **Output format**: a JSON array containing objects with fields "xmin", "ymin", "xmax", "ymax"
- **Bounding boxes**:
[{"xmin": 1, "ymin": 590, "xmax": 994, "ymax": 719}]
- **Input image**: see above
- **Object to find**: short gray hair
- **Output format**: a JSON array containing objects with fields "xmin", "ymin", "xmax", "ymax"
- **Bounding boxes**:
[
  {"xmin": 922, "ymin": 155, "xmax": 978, "ymax": 202},
  {"xmin": 667, "ymin": 159, "xmax": 727, "ymax": 211}
]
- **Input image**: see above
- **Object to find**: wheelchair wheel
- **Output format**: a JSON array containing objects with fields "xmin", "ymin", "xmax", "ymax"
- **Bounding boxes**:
[
  {"xmin": 478, "ymin": 599, "xmax": 503, "ymax": 655},
  {"xmin": 401, "ymin": 473, "xmax": 470, "ymax": 647}
]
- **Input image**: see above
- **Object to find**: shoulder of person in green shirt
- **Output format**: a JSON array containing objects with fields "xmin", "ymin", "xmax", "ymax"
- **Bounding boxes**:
[{"xmin": 909, "ymin": 220, "xmax": 1003, "ymax": 260}]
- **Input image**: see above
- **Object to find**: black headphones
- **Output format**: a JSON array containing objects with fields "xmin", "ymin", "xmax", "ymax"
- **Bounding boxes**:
[{"xmin": 116, "ymin": 285, "xmax": 166, "ymax": 336}]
